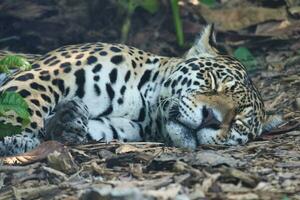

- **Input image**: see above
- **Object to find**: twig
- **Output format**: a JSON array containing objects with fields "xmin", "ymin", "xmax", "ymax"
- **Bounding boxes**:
[
  {"xmin": 41, "ymin": 166, "xmax": 68, "ymax": 181},
  {"xmin": 18, "ymin": 173, "xmax": 45, "ymax": 183},
  {"xmin": 66, "ymin": 167, "xmax": 83, "ymax": 182},
  {"xmin": 0, "ymin": 162, "xmax": 40, "ymax": 172},
  {"xmin": 76, "ymin": 141, "xmax": 163, "ymax": 148},
  {"xmin": 0, "ymin": 185, "xmax": 59, "ymax": 200}
]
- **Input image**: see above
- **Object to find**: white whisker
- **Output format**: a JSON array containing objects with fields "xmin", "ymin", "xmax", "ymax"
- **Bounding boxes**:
[{"xmin": 156, "ymin": 96, "xmax": 180, "ymax": 117}]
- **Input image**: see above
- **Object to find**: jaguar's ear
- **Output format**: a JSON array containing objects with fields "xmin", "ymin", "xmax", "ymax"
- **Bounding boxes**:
[{"xmin": 185, "ymin": 24, "xmax": 219, "ymax": 58}]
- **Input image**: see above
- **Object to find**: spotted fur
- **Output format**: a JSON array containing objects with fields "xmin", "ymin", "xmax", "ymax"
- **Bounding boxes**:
[{"xmin": 0, "ymin": 25, "xmax": 266, "ymax": 156}]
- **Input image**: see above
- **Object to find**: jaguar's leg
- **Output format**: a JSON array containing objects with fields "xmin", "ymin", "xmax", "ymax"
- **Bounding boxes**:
[
  {"xmin": 44, "ymin": 97, "xmax": 144, "ymax": 144},
  {"xmin": 44, "ymin": 97, "xmax": 89, "ymax": 145},
  {"xmin": 0, "ymin": 132, "xmax": 41, "ymax": 156},
  {"xmin": 88, "ymin": 118, "xmax": 144, "ymax": 142}
]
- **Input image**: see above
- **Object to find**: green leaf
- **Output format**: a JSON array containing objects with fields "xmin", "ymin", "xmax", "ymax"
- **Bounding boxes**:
[
  {"xmin": 0, "ymin": 56, "xmax": 32, "ymax": 138},
  {"xmin": 0, "ymin": 123, "xmax": 22, "ymax": 138},
  {"xmin": 200, "ymin": 0, "xmax": 216, "ymax": 7},
  {"xmin": 0, "ymin": 55, "xmax": 32, "ymax": 73},
  {"xmin": 0, "ymin": 64, "xmax": 10, "ymax": 74},
  {"xmin": 233, "ymin": 47, "xmax": 258, "ymax": 71},
  {"xmin": 140, "ymin": 0, "xmax": 159, "ymax": 14},
  {"xmin": 117, "ymin": 0, "xmax": 137, "ymax": 14},
  {"xmin": 0, "ymin": 92, "xmax": 30, "ymax": 126}
]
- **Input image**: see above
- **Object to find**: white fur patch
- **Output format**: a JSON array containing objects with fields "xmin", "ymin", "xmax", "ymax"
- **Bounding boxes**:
[{"xmin": 166, "ymin": 121, "xmax": 197, "ymax": 149}]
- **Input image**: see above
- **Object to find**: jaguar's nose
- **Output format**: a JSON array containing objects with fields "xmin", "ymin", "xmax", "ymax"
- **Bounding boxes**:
[{"xmin": 199, "ymin": 107, "xmax": 221, "ymax": 129}]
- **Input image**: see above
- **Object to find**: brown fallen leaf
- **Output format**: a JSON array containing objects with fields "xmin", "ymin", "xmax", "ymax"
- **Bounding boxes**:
[
  {"xmin": 288, "ymin": 6, "xmax": 300, "ymax": 16},
  {"xmin": 2, "ymin": 185, "xmax": 60, "ymax": 200},
  {"xmin": 197, "ymin": 5, "xmax": 287, "ymax": 31},
  {"xmin": 0, "ymin": 1, "xmax": 53, "ymax": 20},
  {"xmin": 147, "ymin": 150, "xmax": 244, "ymax": 172},
  {"xmin": 220, "ymin": 183, "xmax": 251, "ymax": 193},
  {"xmin": 260, "ymin": 120, "xmax": 300, "ymax": 140},
  {"xmin": 0, "ymin": 141, "xmax": 64, "ymax": 165},
  {"xmin": 47, "ymin": 148, "xmax": 78, "ymax": 174},
  {"xmin": 80, "ymin": 186, "xmax": 145, "ymax": 200},
  {"xmin": 226, "ymin": 193, "xmax": 259, "ymax": 200},
  {"xmin": 188, "ymin": 183, "xmax": 206, "ymax": 199},
  {"xmin": 276, "ymin": 161, "xmax": 300, "ymax": 168},
  {"xmin": 188, "ymin": 151, "xmax": 245, "ymax": 167},
  {"xmin": 220, "ymin": 167, "xmax": 259, "ymax": 188},
  {"xmin": 202, "ymin": 172, "xmax": 221, "ymax": 193},
  {"xmin": 106, "ymin": 152, "xmax": 154, "ymax": 168},
  {"xmin": 255, "ymin": 20, "xmax": 300, "ymax": 37},
  {"xmin": 115, "ymin": 144, "xmax": 140, "ymax": 154},
  {"xmin": 144, "ymin": 184, "xmax": 182, "ymax": 199}
]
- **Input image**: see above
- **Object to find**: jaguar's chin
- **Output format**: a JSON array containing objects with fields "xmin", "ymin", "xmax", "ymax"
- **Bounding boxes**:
[{"xmin": 165, "ymin": 120, "xmax": 197, "ymax": 149}]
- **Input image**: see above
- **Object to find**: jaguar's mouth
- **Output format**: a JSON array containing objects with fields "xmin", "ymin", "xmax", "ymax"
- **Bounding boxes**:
[
  {"xmin": 197, "ymin": 107, "xmax": 222, "ymax": 130},
  {"xmin": 168, "ymin": 106, "xmax": 222, "ymax": 131},
  {"xmin": 165, "ymin": 107, "xmax": 222, "ymax": 148}
]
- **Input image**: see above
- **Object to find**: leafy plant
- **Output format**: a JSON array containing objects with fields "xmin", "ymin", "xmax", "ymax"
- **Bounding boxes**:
[
  {"xmin": 0, "ymin": 91, "xmax": 31, "ymax": 138},
  {"xmin": 233, "ymin": 47, "xmax": 258, "ymax": 71},
  {"xmin": 0, "ymin": 123, "xmax": 22, "ymax": 138},
  {"xmin": 171, "ymin": 0, "xmax": 184, "ymax": 47},
  {"xmin": 0, "ymin": 55, "xmax": 32, "ymax": 74},
  {"xmin": 117, "ymin": 0, "xmax": 160, "ymax": 42},
  {"xmin": 0, "ymin": 55, "xmax": 32, "ymax": 138},
  {"xmin": 0, "ymin": 92, "xmax": 30, "ymax": 124}
]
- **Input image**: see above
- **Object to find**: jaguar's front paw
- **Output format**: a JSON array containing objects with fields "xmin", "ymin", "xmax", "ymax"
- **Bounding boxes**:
[{"xmin": 45, "ymin": 97, "xmax": 89, "ymax": 145}]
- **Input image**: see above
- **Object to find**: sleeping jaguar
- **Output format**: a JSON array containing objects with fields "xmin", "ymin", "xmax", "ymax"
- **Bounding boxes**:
[{"xmin": 0, "ymin": 25, "xmax": 266, "ymax": 156}]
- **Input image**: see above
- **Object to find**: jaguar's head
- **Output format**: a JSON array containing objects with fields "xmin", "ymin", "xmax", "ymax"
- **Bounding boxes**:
[{"xmin": 159, "ymin": 25, "xmax": 266, "ymax": 148}]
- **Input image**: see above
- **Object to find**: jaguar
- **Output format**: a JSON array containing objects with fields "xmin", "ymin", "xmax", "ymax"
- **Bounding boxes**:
[{"xmin": 0, "ymin": 25, "xmax": 267, "ymax": 156}]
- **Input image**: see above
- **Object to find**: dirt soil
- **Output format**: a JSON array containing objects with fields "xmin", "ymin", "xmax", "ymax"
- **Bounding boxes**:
[{"xmin": 0, "ymin": 0, "xmax": 300, "ymax": 199}]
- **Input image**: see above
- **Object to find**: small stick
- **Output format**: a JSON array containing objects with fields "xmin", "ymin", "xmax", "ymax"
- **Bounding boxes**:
[
  {"xmin": 41, "ymin": 166, "xmax": 68, "ymax": 181},
  {"xmin": 0, "ymin": 163, "xmax": 40, "ymax": 172}
]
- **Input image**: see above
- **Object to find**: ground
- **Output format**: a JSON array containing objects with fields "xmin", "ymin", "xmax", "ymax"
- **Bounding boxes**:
[{"xmin": 0, "ymin": 0, "xmax": 299, "ymax": 199}]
